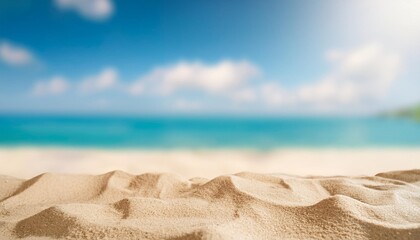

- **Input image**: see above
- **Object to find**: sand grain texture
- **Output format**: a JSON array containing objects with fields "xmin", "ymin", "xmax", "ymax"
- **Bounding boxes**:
[{"xmin": 0, "ymin": 170, "xmax": 419, "ymax": 239}]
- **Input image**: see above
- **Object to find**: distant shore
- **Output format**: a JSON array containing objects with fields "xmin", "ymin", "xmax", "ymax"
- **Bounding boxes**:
[{"xmin": 1, "ymin": 147, "xmax": 419, "ymax": 178}]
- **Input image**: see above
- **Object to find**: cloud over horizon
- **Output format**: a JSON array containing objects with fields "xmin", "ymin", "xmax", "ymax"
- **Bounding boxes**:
[
  {"xmin": 79, "ymin": 68, "xmax": 118, "ymax": 93},
  {"xmin": 55, "ymin": 0, "xmax": 114, "ymax": 21},
  {"xmin": 0, "ymin": 41, "xmax": 35, "ymax": 66},
  {"xmin": 31, "ymin": 68, "xmax": 118, "ymax": 97},
  {"xmin": 128, "ymin": 60, "xmax": 260, "ymax": 96},
  {"xmin": 259, "ymin": 44, "xmax": 401, "ymax": 110},
  {"xmin": 27, "ymin": 44, "xmax": 403, "ymax": 113},
  {"xmin": 32, "ymin": 77, "xmax": 69, "ymax": 96},
  {"xmin": 126, "ymin": 44, "xmax": 402, "ymax": 112}
]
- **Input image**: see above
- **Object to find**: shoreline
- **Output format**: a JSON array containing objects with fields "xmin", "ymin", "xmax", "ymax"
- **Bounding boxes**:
[
  {"xmin": 2, "ymin": 144, "xmax": 420, "ymax": 150},
  {"xmin": 1, "ymin": 147, "xmax": 419, "ymax": 179}
]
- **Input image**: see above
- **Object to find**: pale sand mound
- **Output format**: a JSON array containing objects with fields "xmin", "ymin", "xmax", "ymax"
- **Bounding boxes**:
[{"xmin": 0, "ymin": 170, "xmax": 419, "ymax": 239}]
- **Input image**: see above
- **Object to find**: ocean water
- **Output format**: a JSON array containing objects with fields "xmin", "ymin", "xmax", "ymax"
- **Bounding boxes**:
[{"xmin": 0, "ymin": 115, "xmax": 420, "ymax": 149}]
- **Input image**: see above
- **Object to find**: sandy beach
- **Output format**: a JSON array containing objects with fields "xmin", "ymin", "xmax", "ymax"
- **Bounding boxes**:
[
  {"xmin": 2, "ymin": 0, "xmax": 420, "ymax": 238},
  {"xmin": 0, "ymin": 169, "xmax": 419, "ymax": 239},
  {"xmin": 1, "ymin": 147, "xmax": 420, "ymax": 178},
  {"xmin": 0, "ymin": 148, "xmax": 419, "ymax": 239}
]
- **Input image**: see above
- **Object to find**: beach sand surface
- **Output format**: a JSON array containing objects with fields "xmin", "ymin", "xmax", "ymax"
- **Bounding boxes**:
[
  {"xmin": 0, "ymin": 148, "xmax": 420, "ymax": 239},
  {"xmin": 0, "ymin": 169, "xmax": 419, "ymax": 239},
  {"xmin": 1, "ymin": 148, "xmax": 420, "ymax": 178}
]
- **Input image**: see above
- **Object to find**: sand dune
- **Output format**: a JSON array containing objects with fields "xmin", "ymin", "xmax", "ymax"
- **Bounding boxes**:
[{"xmin": 0, "ymin": 170, "xmax": 419, "ymax": 239}]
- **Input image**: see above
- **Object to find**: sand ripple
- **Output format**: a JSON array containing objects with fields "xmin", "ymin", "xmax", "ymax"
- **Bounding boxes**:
[{"xmin": 1, "ymin": 170, "xmax": 419, "ymax": 239}]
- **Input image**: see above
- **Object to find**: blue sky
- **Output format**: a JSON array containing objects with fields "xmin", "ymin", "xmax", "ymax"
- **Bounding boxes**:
[{"xmin": 0, "ymin": 0, "xmax": 419, "ymax": 115}]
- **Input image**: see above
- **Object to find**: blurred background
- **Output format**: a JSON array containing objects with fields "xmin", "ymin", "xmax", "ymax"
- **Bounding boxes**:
[{"xmin": 0, "ymin": 0, "xmax": 420, "ymax": 177}]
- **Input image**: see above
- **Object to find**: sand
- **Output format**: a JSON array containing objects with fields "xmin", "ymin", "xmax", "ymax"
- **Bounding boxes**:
[
  {"xmin": 0, "ymin": 148, "xmax": 420, "ymax": 239},
  {"xmin": 1, "ymin": 147, "xmax": 420, "ymax": 178},
  {"xmin": 0, "ymin": 169, "xmax": 419, "ymax": 239}
]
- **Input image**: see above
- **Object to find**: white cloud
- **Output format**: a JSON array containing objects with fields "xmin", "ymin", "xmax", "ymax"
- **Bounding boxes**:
[
  {"xmin": 79, "ymin": 68, "xmax": 118, "ymax": 93},
  {"xmin": 55, "ymin": 0, "xmax": 114, "ymax": 21},
  {"xmin": 300, "ymin": 44, "xmax": 400, "ymax": 104},
  {"xmin": 129, "ymin": 60, "xmax": 260, "ymax": 96},
  {"xmin": 25, "ymin": 44, "xmax": 398, "ymax": 113},
  {"xmin": 261, "ymin": 44, "xmax": 401, "ymax": 108},
  {"xmin": 0, "ymin": 41, "xmax": 34, "ymax": 66},
  {"xmin": 32, "ymin": 77, "xmax": 69, "ymax": 96},
  {"xmin": 30, "ymin": 68, "xmax": 117, "ymax": 97}
]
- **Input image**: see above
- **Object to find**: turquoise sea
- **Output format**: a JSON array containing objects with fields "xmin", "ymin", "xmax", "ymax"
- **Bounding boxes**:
[{"xmin": 0, "ymin": 115, "xmax": 420, "ymax": 149}]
